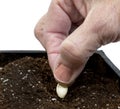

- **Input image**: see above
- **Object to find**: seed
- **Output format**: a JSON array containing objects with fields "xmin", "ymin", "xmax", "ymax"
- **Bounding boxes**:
[{"xmin": 56, "ymin": 83, "xmax": 68, "ymax": 98}]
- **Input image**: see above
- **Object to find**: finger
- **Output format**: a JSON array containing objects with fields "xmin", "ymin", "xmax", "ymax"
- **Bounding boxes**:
[
  {"xmin": 34, "ymin": 0, "xmax": 84, "ymax": 71},
  {"xmin": 34, "ymin": 0, "xmax": 72, "ymax": 71},
  {"xmin": 54, "ymin": 2, "xmax": 120, "ymax": 85}
]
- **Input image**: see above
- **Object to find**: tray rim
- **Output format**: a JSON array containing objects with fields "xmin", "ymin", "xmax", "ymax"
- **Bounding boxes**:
[{"xmin": 0, "ymin": 50, "xmax": 119, "ymax": 77}]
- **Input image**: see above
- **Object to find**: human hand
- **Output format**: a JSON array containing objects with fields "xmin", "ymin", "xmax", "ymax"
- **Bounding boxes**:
[{"xmin": 34, "ymin": 0, "xmax": 120, "ymax": 85}]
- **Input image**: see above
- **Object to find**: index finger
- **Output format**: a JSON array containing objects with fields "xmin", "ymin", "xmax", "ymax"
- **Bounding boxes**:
[{"xmin": 34, "ymin": 0, "xmax": 71, "ymax": 70}]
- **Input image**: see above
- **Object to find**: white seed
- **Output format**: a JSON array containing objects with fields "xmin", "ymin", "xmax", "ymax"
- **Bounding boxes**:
[{"xmin": 56, "ymin": 83, "xmax": 68, "ymax": 98}]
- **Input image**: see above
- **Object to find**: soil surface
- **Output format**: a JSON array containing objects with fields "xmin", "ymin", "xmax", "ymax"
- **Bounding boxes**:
[{"xmin": 0, "ymin": 54, "xmax": 120, "ymax": 109}]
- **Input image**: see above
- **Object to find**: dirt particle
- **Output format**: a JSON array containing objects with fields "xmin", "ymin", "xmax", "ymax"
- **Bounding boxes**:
[
  {"xmin": 106, "ymin": 103, "xmax": 110, "ymax": 107},
  {"xmin": 2, "ymin": 79, "xmax": 9, "ymax": 83},
  {"xmin": 32, "ymin": 85, "xmax": 35, "ymax": 88},
  {"xmin": 27, "ymin": 69, "xmax": 31, "ymax": 72},
  {"xmin": 81, "ymin": 98, "xmax": 84, "ymax": 103},
  {"xmin": 22, "ymin": 74, "xmax": 28, "ymax": 80},
  {"xmin": 0, "ymin": 78, "xmax": 4, "ymax": 81},
  {"xmin": 12, "ymin": 93, "xmax": 15, "ymax": 96},
  {"xmin": 82, "ymin": 105, "xmax": 86, "ymax": 108},
  {"xmin": 0, "ymin": 67, "xmax": 3, "ymax": 70},
  {"xmin": 51, "ymin": 98, "xmax": 57, "ymax": 101},
  {"xmin": 19, "ymin": 72, "xmax": 23, "ymax": 75},
  {"xmin": 92, "ymin": 92, "xmax": 96, "ymax": 95},
  {"xmin": 94, "ymin": 103, "xmax": 97, "ymax": 107}
]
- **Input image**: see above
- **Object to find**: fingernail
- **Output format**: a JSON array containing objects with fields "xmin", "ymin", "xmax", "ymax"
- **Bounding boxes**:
[{"xmin": 54, "ymin": 64, "xmax": 73, "ymax": 84}]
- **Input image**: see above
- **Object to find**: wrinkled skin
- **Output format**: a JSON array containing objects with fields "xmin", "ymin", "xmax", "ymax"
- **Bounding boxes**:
[{"xmin": 34, "ymin": 0, "xmax": 120, "ymax": 85}]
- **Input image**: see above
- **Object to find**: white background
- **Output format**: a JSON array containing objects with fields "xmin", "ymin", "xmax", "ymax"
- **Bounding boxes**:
[
  {"xmin": 0, "ymin": 0, "xmax": 120, "ymax": 70},
  {"xmin": 0, "ymin": 0, "xmax": 51, "ymax": 50}
]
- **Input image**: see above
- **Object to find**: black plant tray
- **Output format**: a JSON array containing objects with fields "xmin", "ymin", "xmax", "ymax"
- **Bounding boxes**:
[{"xmin": 0, "ymin": 50, "xmax": 119, "ymax": 77}]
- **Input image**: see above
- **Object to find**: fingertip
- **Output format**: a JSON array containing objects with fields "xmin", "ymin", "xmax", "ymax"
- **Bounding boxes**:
[{"xmin": 54, "ymin": 64, "xmax": 74, "ymax": 85}]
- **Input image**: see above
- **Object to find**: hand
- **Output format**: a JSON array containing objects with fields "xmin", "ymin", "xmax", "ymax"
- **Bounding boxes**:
[{"xmin": 34, "ymin": 0, "xmax": 120, "ymax": 85}]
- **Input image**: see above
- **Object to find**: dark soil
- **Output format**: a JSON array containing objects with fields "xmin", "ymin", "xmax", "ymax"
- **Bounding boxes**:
[{"xmin": 0, "ymin": 53, "xmax": 120, "ymax": 109}]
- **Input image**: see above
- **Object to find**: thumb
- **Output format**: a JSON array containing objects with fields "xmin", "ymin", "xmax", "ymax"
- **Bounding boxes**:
[
  {"xmin": 54, "ymin": 26, "xmax": 100, "ymax": 85},
  {"xmin": 54, "ymin": 4, "xmax": 120, "ymax": 85}
]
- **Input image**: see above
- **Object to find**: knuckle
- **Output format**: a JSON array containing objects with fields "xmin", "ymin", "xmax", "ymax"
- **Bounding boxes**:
[
  {"xmin": 34, "ymin": 24, "xmax": 44, "ymax": 40},
  {"xmin": 34, "ymin": 26, "xmax": 38, "ymax": 38},
  {"xmin": 34, "ymin": 15, "xmax": 46, "ymax": 40},
  {"xmin": 34, "ymin": 25, "xmax": 41, "ymax": 38},
  {"xmin": 60, "ymin": 40, "xmax": 82, "ymax": 64}
]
